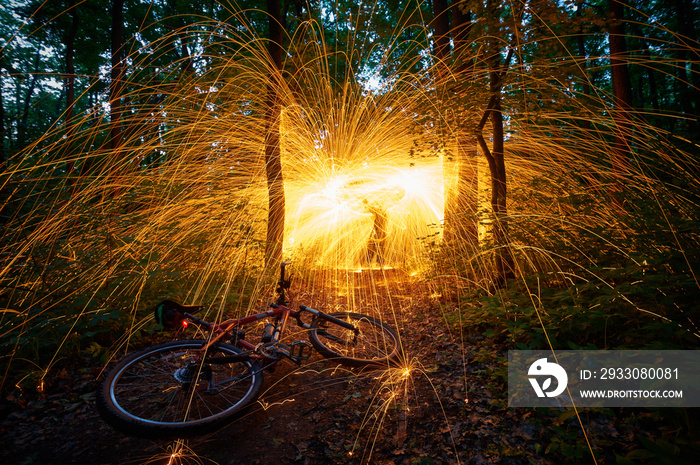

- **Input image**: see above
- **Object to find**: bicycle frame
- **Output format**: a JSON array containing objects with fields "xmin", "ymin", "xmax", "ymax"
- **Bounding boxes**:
[
  {"xmin": 172, "ymin": 262, "xmax": 358, "ymax": 366},
  {"xmin": 184, "ymin": 304, "xmax": 356, "ymax": 360}
]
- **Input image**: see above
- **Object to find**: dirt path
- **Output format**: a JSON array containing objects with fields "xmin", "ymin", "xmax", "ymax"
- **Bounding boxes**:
[{"xmin": 0, "ymin": 269, "xmax": 609, "ymax": 464}]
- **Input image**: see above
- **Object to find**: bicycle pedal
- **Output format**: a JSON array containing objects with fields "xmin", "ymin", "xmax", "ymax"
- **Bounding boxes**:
[{"xmin": 290, "ymin": 340, "xmax": 313, "ymax": 360}]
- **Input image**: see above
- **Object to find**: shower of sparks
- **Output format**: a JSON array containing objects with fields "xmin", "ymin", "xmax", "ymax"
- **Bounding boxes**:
[{"xmin": 1, "ymin": 2, "xmax": 699, "ymax": 464}]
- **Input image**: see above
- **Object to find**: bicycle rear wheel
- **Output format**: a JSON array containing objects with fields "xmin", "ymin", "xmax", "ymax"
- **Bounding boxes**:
[
  {"xmin": 96, "ymin": 340, "xmax": 262, "ymax": 439},
  {"xmin": 308, "ymin": 312, "xmax": 400, "ymax": 367}
]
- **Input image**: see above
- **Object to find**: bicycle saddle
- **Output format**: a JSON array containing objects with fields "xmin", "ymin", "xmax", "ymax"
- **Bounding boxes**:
[{"xmin": 154, "ymin": 300, "xmax": 204, "ymax": 328}]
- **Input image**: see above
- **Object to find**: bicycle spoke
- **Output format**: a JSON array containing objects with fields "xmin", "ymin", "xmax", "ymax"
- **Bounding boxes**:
[{"xmin": 105, "ymin": 342, "xmax": 260, "ymax": 429}]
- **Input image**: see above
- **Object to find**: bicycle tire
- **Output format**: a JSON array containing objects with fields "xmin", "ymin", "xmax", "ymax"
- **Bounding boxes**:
[
  {"xmin": 308, "ymin": 312, "xmax": 400, "ymax": 367},
  {"xmin": 96, "ymin": 340, "xmax": 262, "ymax": 439}
]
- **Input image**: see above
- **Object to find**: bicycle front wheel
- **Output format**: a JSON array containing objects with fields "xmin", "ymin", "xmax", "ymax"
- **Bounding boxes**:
[
  {"xmin": 96, "ymin": 340, "xmax": 262, "ymax": 439},
  {"xmin": 308, "ymin": 312, "xmax": 400, "ymax": 367}
]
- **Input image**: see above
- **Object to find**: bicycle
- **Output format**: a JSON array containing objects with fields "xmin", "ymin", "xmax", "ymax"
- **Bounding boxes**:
[{"xmin": 96, "ymin": 262, "xmax": 400, "ymax": 439}]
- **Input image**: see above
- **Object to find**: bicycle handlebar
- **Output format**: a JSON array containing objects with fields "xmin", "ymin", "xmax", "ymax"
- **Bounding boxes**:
[{"xmin": 298, "ymin": 305, "xmax": 357, "ymax": 332}]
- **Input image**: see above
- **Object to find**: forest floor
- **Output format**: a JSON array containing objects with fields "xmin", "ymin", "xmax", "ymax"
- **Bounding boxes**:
[{"xmin": 0, "ymin": 269, "xmax": 650, "ymax": 464}]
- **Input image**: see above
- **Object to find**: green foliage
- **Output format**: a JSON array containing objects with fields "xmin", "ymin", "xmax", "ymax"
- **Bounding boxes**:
[
  {"xmin": 617, "ymin": 436, "xmax": 699, "ymax": 465},
  {"xmin": 544, "ymin": 424, "xmax": 589, "ymax": 459},
  {"xmin": 434, "ymin": 171, "xmax": 700, "ymax": 463},
  {"xmin": 444, "ymin": 205, "xmax": 700, "ymax": 351},
  {"xmin": 612, "ymin": 407, "xmax": 700, "ymax": 465}
]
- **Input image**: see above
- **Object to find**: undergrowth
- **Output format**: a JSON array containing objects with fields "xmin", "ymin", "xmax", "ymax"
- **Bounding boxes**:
[
  {"xmin": 0, "ymin": 179, "xmax": 267, "ymax": 393},
  {"xmin": 432, "ymin": 181, "xmax": 700, "ymax": 464}
]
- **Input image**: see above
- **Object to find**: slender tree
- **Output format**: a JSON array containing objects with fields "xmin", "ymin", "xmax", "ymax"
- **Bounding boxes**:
[
  {"xmin": 17, "ymin": 51, "xmax": 41, "ymax": 149},
  {"xmin": 64, "ymin": 0, "xmax": 79, "ymax": 175},
  {"xmin": 264, "ymin": 0, "xmax": 285, "ymax": 266},
  {"xmin": 432, "ymin": 1, "xmax": 480, "ymax": 251},
  {"xmin": 431, "ymin": 0, "xmax": 455, "ymax": 243},
  {"xmin": 451, "ymin": 2, "xmax": 479, "ymax": 249},
  {"xmin": 671, "ymin": 0, "xmax": 699, "ymax": 136},
  {"xmin": 475, "ymin": 48, "xmax": 515, "ymax": 285},
  {"xmin": 575, "ymin": 1, "xmax": 591, "ymax": 131},
  {"xmin": 65, "ymin": 0, "xmax": 78, "ymax": 130},
  {"xmin": 110, "ymin": 0, "xmax": 125, "ymax": 154},
  {"xmin": 608, "ymin": 0, "xmax": 633, "ymax": 195},
  {"xmin": 628, "ymin": 21, "xmax": 660, "ymax": 122},
  {"xmin": 432, "ymin": 0, "xmax": 450, "ymax": 80},
  {"xmin": 0, "ymin": 58, "xmax": 5, "ymax": 168}
]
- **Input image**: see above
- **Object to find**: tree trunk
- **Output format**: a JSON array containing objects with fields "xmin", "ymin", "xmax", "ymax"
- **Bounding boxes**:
[
  {"xmin": 475, "ymin": 49, "xmax": 515, "ymax": 287},
  {"xmin": 489, "ymin": 66, "xmax": 513, "ymax": 284},
  {"xmin": 432, "ymin": 0, "xmax": 449, "ymax": 82},
  {"xmin": 0, "ymin": 66, "xmax": 5, "ymax": 168},
  {"xmin": 672, "ymin": 0, "xmax": 699, "ymax": 136},
  {"xmin": 489, "ymin": 70, "xmax": 506, "ymax": 217},
  {"xmin": 448, "ymin": 3, "xmax": 479, "ymax": 249},
  {"xmin": 608, "ymin": 0, "xmax": 633, "ymax": 193},
  {"xmin": 17, "ymin": 52, "xmax": 41, "ymax": 149},
  {"xmin": 452, "ymin": 131, "xmax": 479, "ymax": 248},
  {"xmin": 576, "ymin": 1, "xmax": 591, "ymax": 131},
  {"xmin": 13, "ymin": 76, "xmax": 19, "ymax": 152},
  {"xmin": 431, "ymin": 0, "xmax": 459, "ymax": 246},
  {"xmin": 110, "ymin": 0, "xmax": 125, "ymax": 154},
  {"xmin": 644, "ymin": 47, "xmax": 659, "ymax": 114},
  {"xmin": 264, "ymin": 0, "xmax": 285, "ymax": 266},
  {"xmin": 65, "ymin": 0, "xmax": 79, "ymax": 175}
]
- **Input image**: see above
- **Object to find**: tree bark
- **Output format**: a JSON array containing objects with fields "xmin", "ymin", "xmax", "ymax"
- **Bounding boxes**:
[
  {"xmin": 0, "ymin": 65, "xmax": 5, "ymax": 168},
  {"xmin": 643, "ymin": 47, "xmax": 659, "ymax": 114},
  {"xmin": 489, "ymin": 70, "xmax": 506, "ymax": 217},
  {"xmin": 110, "ymin": 0, "xmax": 125, "ymax": 154},
  {"xmin": 432, "ymin": 0, "xmax": 450, "ymax": 82},
  {"xmin": 672, "ymin": 0, "xmax": 699, "ymax": 136},
  {"xmin": 576, "ymin": 1, "xmax": 591, "ymax": 131},
  {"xmin": 449, "ymin": 2, "xmax": 479, "ymax": 249},
  {"xmin": 264, "ymin": 0, "xmax": 285, "ymax": 266},
  {"xmin": 490, "ymin": 66, "xmax": 512, "ymax": 284},
  {"xmin": 431, "ymin": 0, "xmax": 459, "ymax": 246},
  {"xmin": 65, "ymin": 0, "xmax": 79, "ymax": 175},
  {"xmin": 17, "ymin": 52, "xmax": 41, "ymax": 149},
  {"xmin": 475, "ymin": 49, "xmax": 515, "ymax": 286},
  {"xmin": 608, "ymin": 0, "xmax": 633, "ymax": 192}
]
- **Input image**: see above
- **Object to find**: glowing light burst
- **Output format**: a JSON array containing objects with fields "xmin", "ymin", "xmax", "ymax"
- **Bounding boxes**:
[{"xmin": 285, "ymin": 161, "xmax": 444, "ymax": 269}]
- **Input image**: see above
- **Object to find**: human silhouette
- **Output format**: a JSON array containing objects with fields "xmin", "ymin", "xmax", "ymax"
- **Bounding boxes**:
[{"xmin": 363, "ymin": 199, "xmax": 388, "ymax": 266}]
